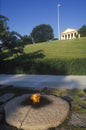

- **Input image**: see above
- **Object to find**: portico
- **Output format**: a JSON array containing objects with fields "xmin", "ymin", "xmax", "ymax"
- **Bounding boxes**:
[{"xmin": 61, "ymin": 28, "xmax": 79, "ymax": 40}]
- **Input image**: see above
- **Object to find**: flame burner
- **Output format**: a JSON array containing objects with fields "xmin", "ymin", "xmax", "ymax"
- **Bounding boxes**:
[
  {"xmin": 27, "ymin": 94, "xmax": 52, "ymax": 109},
  {"xmin": 30, "ymin": 93, "xmax": 41, "ymax": 104}
]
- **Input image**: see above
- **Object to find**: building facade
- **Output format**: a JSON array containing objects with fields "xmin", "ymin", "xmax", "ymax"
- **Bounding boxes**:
[{"xmin": 61, "ymin": 28, "xmax": 79, "ymax": 40}]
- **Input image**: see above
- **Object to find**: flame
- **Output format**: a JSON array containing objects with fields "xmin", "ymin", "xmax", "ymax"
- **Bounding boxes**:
[{"xmin": 30, "ymin": 93, "xmax": 41, "ymax": 103}]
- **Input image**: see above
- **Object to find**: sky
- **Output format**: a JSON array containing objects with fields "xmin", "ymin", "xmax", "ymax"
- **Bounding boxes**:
[{"xmin": 0, "ymin": 0, "xmax": 86, "ymax": 38}]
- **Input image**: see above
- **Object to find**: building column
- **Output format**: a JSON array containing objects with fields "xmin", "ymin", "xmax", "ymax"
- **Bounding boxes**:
[
  {"xmin": 67, "ymin": 34, "xmax": 68, "ymax": 39},
  {"xmin": 78, "ymin": 34, "xmax": 80, "ymax": 38},
  {"xmin": 70, "ymin": 33, "xmax": 71, "ymax": 39},
  {"xmin": 64, "ymin": 35, "xmax": 66, "ymax": 39},
  {"xmin": 73, "ymin": 33, "xmax": 75, "ymax": 38}
]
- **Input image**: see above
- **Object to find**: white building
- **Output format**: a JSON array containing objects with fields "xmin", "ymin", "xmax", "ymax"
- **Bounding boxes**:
[{"xmin": 61, "ymin": 28, "xmax": 80, "ymax": 40}]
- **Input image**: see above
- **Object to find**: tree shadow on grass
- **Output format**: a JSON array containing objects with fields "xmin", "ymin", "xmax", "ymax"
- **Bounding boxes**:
[
  {"xmin": 25, "ymin": 50, "xmax": 45, "ymax": 60},
  {"xmin": 14, "ymin": 50, "xmax": 45, "ymax": 61},
  {"xmin": 7, "ymin": 50, "xmax": 45, "ymax": 66},
  {"xmin": 0, "ymin": 51, "xmax": 12, "ymax": 61},
  {"xmin": 0, "ymin": 50, "xmax": 45, "ymax": 74}
]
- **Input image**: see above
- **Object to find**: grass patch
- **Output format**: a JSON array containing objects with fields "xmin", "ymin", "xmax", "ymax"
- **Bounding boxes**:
[
  {"xmin": 24, "ymin": 37, "xmax": 86, "ymax": 59},
  {"xmin": 68, "ymin": 88, "xmax": 85, "ymax": 96},
  {"xmin": 0, "ymin": 37, "xmax": 86, "ymax": 74},
  {"xmin": 43, "ymin": 88, "xmax": 86, "ymax": 114}
]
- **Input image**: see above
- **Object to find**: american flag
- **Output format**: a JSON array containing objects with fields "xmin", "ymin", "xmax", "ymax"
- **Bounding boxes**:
[{"xmin": 58, "ymin": 4, "xmax": 61, "ymax": 7}]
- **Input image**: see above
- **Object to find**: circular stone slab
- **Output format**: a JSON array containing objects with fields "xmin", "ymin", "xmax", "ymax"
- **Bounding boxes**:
[{"xmin": 4, "ymin": 94, "xmax": 69, "ymax": 130}]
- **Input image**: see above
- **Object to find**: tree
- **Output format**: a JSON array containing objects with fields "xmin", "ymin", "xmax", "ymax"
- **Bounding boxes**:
[
  {"xmin": 31, "ymin": 24, "xmax": 54, "ymax": 43},
  {"xmin": 21, "ymin": 35, "xmax": 33, "ymax": 45},
  {"xmin": 0, "ymin": 15, "xmax": 24, "ymax": 55},
  {"xmin": 0, "ymin": 14, "xmax": 9, "ymax": 33},
  {"xmin": 78, "ymin": 25, "xmax": 86, "ymax": 37},
  {"xmin": 0, "ymin": 15, "xmax": 9, "ymax": 51},
  {"xmin": 3, "ymin": 31, "xmax": 24, "ymax": 55}
]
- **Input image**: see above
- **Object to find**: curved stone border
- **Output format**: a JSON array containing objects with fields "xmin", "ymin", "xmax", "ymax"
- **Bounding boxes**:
[{"xmin": 4, "ymin": 94, "xmax": 69, "ymax": 130}]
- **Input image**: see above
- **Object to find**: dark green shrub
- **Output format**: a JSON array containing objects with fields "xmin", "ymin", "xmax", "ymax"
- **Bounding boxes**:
[{"xmin": 0, "ymin": 58, "xmax": 86, "ymax": 75}]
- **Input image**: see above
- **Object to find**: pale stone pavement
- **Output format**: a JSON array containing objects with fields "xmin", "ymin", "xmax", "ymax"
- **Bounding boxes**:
[{"xmin": 0, "ymin": 74, "xmax": 86, "ymax": 89}]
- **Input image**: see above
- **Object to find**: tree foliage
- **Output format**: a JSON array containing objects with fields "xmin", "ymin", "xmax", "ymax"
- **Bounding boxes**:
[
  {"xmin": 21, "ymin": 35, "xmax": 33, "ymax": 45},
  {"xmin": 3, "ymin": 31, "xmax": 24, "ymax": 55},
  {"xmin": 31, "ymin": 24, "xmax": 54, "ymax": 43},
  {"xmin": 0, "ymin": 15, "xmax": 24, "ymax": 55},
  {"xmin": 0, "ymin": 15, "xmax": 9, "ymax": 40},
  {"xmin": 0, "ymin": 14, "xmax": 9, "ymax": 33},
  {"xmin": 78, "ymin": 25, "xmax": 86, "ymax": 37}
]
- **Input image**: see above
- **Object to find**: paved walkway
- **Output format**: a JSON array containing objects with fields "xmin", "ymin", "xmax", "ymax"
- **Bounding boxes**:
[{"xmin": 0, "ymin": 74, "xmax": 86, "ymax": 89}]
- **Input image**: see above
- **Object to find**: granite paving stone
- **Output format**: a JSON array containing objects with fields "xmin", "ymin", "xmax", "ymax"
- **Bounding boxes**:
[
  {"xmin": 68, "ymin": 112, "xmax": 86, "ymax": 127},
  {"xmin": 4, "ymin": 94, "xmax": 69, "ymax": 130},
  {"xmin": 0, "ymin": 93, "xmax": 15, "ymax": 103}
]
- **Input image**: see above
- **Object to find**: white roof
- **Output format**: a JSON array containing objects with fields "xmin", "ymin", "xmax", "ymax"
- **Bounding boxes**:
[{"xmin": 62, "ymin": 28, "xmax": 78, "ymax": 34}]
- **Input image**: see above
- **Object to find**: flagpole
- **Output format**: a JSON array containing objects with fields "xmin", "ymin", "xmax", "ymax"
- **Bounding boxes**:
[{"xmin": 58, "ymin": 4, "xmax": 61, "ymax": 40}]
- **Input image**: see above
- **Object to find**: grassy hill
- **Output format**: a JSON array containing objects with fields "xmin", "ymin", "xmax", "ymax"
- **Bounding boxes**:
[
  {"xmin": 24, "ymin": 37, "xmax": 86, "ymax": 59},
  {"xmin": 0, "ymin": 37, "xmax": 86, "ymax": 75}
]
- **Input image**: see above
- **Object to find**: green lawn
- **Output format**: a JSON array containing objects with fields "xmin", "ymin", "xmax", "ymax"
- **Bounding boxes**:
[
  {"xmin": 24, "ymin": 37, "xmax": 86, "ymax": 59},
  {"xmin": 0, "ymin": 37, "xmax": 86, "ymax": 74}
]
